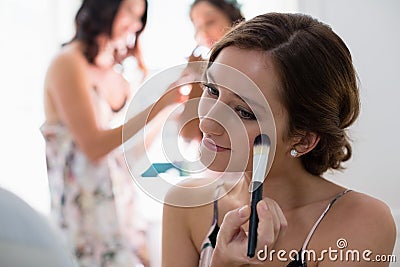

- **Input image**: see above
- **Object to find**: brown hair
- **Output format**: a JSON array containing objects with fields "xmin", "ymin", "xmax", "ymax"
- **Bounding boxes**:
[{"xmin": 209, "ymin": 13, "xmax": 360, "ymax": 175}]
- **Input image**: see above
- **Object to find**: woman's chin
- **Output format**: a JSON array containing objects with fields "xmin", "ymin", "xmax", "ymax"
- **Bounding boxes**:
[
  {"xmin": 199, "ymin": 145, "xmax": 249, "ymax": 173},
  {"xmin": 199, "ymin": 157, "xmax": 248, "ymax": 173}
]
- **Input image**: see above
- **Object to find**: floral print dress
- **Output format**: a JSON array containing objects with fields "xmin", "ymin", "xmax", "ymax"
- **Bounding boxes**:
[{"xmin": 41, "ymin": 89, "xmax": 147, "ymax": 267}]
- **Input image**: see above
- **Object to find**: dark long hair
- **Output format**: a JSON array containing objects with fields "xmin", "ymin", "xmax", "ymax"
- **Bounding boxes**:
[
  {"xmin": 209, "ymin": 13, "xmax": 360, "ymax": 175},
  {"xmin": 71, "ymin": 0, "xmax": 148, "ymax": 71}
]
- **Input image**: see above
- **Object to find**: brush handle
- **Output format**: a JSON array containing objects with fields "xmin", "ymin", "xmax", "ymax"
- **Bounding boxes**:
[{"xmin": 247, "ymin": 181, "xmax": 263, "ymax": 258}]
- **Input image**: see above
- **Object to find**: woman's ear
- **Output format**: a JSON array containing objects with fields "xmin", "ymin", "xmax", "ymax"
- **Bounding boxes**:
[{"xmin": 291, "ymin": 132, "xmax": 320, "ymax": 156}]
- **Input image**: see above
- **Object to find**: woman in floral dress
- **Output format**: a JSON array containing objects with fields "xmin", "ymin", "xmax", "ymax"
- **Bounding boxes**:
[{"xmin": 41, "ymin": 0, "xmax": 180, "ymax": 266}]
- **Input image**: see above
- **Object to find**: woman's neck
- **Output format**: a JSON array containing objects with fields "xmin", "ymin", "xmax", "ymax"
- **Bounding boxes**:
[{"xmin": 236, "ymin": 162, "xmax": 334, "ymax": 211}]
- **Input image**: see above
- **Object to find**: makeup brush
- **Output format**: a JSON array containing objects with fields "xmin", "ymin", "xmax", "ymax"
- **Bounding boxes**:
[{"xmin": 247, "ymin": 133, "xmax": 271, "ymax": 258}]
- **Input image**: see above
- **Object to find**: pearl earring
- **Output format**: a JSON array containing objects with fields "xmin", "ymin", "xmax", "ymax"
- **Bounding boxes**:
[{"xmin": 290, "ymin": 149, "xmax": 298, "ymax": 157}]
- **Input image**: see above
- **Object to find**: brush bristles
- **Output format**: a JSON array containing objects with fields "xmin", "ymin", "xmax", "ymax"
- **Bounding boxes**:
[
  {"xmin": 251, "ymin": 134, "xmax": 271, "ymax": 186},
  {"xmin": 253, "ymin": 134, "xmax": 271, "ymax": 155}
]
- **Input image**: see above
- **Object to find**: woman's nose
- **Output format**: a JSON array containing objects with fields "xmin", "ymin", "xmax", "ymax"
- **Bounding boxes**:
[
  {"xmin": 199, "ymin": 116, "xmax": 225, "ymax": 136},
  {"xmin": 198, "ymin": 96, "xmax": 232, "ymax": 136}
]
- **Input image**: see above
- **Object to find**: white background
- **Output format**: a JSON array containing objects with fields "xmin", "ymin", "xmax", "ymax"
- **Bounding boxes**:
[{"xmin": 0, "ymin": 0, "xmax": 398, "ymax": 264}]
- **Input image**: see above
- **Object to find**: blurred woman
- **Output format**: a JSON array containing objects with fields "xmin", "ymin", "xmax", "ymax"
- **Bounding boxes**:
[
  {"xmin": 178, "ymin": 0, "xmax": 244, "ymax": 165},
  {"xmin": 41, "ymin": 0, "xmax": 180, "ymax": 266}
]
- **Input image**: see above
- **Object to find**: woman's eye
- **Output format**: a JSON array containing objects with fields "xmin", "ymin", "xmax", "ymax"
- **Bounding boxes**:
[
  {"xmin": 235, "ymin": 107, "xmax": 256, "ymax": 120},
  {"xmin": 202, "ymin": 83, "xmax": 219, "ymax": 97}
]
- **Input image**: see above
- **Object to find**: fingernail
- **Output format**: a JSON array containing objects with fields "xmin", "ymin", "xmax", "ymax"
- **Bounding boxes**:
[{"xmin": 238, "ymin": 205, "xmax": 248, "ymax": 218}]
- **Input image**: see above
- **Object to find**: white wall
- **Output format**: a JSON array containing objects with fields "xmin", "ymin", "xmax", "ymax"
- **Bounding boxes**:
[
  {"xmin": 298, "ymin": 0, "xmax": 400, "ymax": 263},
  {"xmin": 0, "ymin": 0, "xmax": 398, "ymax": 263},
  {"xmin": 0, "ymin": 0, "xmax": 82, "ymax": 215}
]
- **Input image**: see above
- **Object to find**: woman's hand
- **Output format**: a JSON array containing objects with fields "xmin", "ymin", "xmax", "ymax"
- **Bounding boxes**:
[
  {"xmin": 155, "ymin": 72, "xmax": 197, "ymax": 111},
  {"xmin": 155, "ymin": 85, "xmax": 187, "ymax": 112},
  {"xmin": 210, "ymin": 198, "xmax": 287, "ymax": 267}
]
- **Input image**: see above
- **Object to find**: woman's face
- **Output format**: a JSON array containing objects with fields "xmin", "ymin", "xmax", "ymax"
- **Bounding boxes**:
[
  {"xmin": 198, "ymin": 46, "xmax": 289, "ymax": 174},
  {"xmin": 112, "ymin": 0, "xmax": 145, "ymax": 48},
  {"xmin": 190, "ymin": 1, "xmax": 232, "ymax": 49}
]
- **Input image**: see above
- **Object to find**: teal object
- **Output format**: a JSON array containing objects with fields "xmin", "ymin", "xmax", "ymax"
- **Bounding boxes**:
[{"xmin": 141, "ymin": 162, "xmax": 189, "ymax": 177}]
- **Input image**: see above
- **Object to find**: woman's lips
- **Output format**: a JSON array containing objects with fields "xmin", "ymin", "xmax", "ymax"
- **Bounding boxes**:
[{"xmin": 202, "ymin": 138, "xmax": 230, "ymax": 152}]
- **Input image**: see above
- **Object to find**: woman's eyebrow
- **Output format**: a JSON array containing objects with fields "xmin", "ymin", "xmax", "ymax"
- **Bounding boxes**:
[{"xmin": 204, "ymin": 70, "xmax": 264, "ymax": 110}]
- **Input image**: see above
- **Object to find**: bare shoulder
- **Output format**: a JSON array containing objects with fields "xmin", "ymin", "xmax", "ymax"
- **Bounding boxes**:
[
  {"xmin": 164, "ymin": 173, "xmax": 240, "ymax": 208},
  {"xmin": 164, "ymin": 177, "xmax": 221, "ymax": 209},
  {"xmin": 52, "ymin": 45, "xmax": 85, "ymax": 67},
  {"xmin": 335, "ymin": 191, "xmax": 396, "ymax": 235},
  {"xmin": 163, "ymin": 177, "xmax": 227, "ymax": 250},
  {"xmin": 46, "ymin": 45, "xmax": 87, "ymax": 84},
  {"xmin": 318, "ymin": 190, "xmax": 397, "ymax": 263}
]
